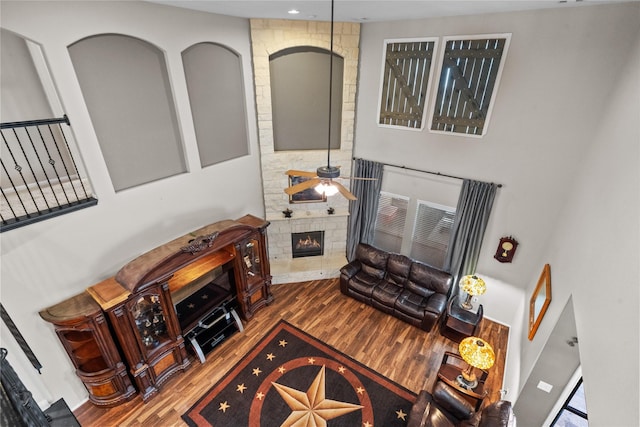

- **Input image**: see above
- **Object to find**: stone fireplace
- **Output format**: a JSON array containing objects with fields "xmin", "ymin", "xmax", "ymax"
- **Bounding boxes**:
[{"xmin": 250, "ymin": 19, "xmax": 360, "ymax": 284}]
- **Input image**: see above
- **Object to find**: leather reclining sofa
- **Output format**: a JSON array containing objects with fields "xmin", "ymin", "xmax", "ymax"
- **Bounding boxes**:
[
  {"xmin": 407, "ymin": 381, "xmax": 515, "ymax": 427},
  {"xmin": 340, "ymin": 243, "xmax": 452, "ymax": 332}
]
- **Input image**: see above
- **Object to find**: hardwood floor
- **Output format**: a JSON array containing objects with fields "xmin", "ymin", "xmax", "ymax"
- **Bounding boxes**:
[{"xmin": 74, "ymin": 278, "xmax": 509, "ymax": 426}]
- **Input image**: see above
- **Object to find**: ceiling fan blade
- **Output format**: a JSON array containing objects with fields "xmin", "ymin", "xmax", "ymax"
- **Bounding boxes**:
[
  {"xmin": 284, "ymin": 178, "xmax": 321, "ymax": 195},
  {"xmin": 333, "ymin": 181, "xmax": 357, "ymax": 201},
  {"xmin": 285, "ymin": 169, "xmax": 317, "ymax": 178}
]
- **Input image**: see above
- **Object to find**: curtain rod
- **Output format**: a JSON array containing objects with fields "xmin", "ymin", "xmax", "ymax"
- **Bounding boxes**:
[{"xmin": 353, "ymin": 157, "xmax": 503, "ymax": 188}]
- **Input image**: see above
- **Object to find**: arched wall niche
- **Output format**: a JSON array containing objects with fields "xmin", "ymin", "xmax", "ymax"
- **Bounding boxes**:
[
  {"xmin": 68, "ymin": 33, "xmax": 186, "ymax": 192},
  {"xmin": 182, "ymin": 41, "xmax": 249, "ymax": 168},
  {"xmin": 269, "ymin": 45, "xmax": 344, "ymax": 152}
]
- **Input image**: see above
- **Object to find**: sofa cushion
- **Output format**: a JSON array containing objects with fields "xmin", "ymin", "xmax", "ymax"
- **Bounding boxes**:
[
  {"xmin": 395, "ymin": 290, "xmax": 431, "ymax": 318},
  {"xmin": 425, "ymin": 408, "xmax": 457, "ymax": 427},
  {"xmin": 406, "ymin": 261, "xmax": 452, "ymax": 297},
  {"xmin": 356, "ymin": 244, "xmax": 389, "ymax": 280},
  {"xmin": 386, "ymin": 253, "xmax": 412, "ymax": 284},
  {"xmin": 371, "ymin": 280, "xmax": 404, "ymax": 312},
  {"xmin": 432, "ymin": 381, "xmax": 475, "ymax": 421},
  {"xmin": 349, "ymin": 271, "xmax": 383, "ymax": 297},
  {"xmin": 477, "ymin": 401, "xmax": 514, "ymax": 427}
]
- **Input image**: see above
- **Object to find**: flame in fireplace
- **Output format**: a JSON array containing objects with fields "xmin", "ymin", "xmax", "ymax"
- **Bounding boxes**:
[{"xmin": 295, "ymin": 235, "xmax": 322, "ymax": 249}]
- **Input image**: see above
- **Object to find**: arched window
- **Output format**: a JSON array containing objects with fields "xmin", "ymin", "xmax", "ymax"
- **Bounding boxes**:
[
  {"xmin": 182, "ymin": 42, "xmax": 248, "ymax": 167},
  {"xmin": 69, "ymin": 34, "xmax": 185, "ymax": 191}
]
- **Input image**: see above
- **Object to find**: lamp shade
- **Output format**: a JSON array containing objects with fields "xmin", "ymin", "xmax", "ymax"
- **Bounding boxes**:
[
  {"xmin": 460, "ymin": 275, "xmax": 487, "ymax": 296},
  {"xmin": 459, "ymin": 337, "xmax": 495, "ymax": 370}
]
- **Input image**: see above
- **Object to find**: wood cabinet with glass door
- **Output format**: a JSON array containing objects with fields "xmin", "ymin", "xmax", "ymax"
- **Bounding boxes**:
[
  {"xmin": 39, "ymin": 291, "xmax": 136, "ymax": 407},
  {"xmin": 234, "ymin": 215, "xmax": 273, "ymax": 319},
  {"xmin": 88, "ymin": 277, "xmax": 190, "ymax": 402}
]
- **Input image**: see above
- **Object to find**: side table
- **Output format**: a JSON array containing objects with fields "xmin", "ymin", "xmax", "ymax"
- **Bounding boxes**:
[
  {"xmin": 440, "ymin": 295, "xmax": 483, "ymax": 343},
  {"xmin": 437, "ymin": 351, "xmax": 488, "ymax": 411}
]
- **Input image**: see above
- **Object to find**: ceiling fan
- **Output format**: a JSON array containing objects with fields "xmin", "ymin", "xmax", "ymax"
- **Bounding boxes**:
[
  {"xmin": 283, "ymin": 0, "xmax": 374, "ymax": 202},
  {"xmin": 285, "ymin": 166, "xmax": 358, "ymax": 200}
]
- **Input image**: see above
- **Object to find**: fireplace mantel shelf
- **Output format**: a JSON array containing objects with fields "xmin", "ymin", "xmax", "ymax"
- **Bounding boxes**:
[{"xmin": 266, "ymin": 209, "xmax": 349, "ymax": 222}]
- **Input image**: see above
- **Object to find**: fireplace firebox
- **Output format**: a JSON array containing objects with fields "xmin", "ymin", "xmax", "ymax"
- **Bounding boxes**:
[{"xmin": 291, "ymin": 231, "xmax": 324, "ymax": 258}]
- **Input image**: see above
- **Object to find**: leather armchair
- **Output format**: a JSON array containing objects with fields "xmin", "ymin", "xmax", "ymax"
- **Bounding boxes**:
[
  {"xmin": 407, "ymin": 381, "xmax": 514, "ymax": 427},
  {"xmin": 441, "ymin": 296, "xmax": 483, "ymax": 343}
]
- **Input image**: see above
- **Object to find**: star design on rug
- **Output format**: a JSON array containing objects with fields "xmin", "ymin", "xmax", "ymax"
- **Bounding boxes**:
[
  {"xmin": 218, "ymin": 401, "xmax": 230, "ymax": 413},
  {"xmin": 308, "ymin": 357, "xmax": 316, "ymax": 364},
  {"xmin": 237, "ymin": 383, "xmax": 247, "ymax": 393},
  {"xmin": 267, "ymin": 353, "xmax": 276, "ymax": 361},
  {"xmin": 279, "ymin": 339, "xmax": 288, "ymax": 347},
  {"xmin": 338, "ymin": 366, "xmax": 346, "ymax": 373},
  {"xmin": 188, "ymin": 303, "xmax": 195, "ymax": 309},
  {"xmin": 252, "ymin": 367, "xmax": 262, "ymax": 376},
  {"xmin": 396, "ymin": 409, "xmax": 407, "ymax": 420},
  {"xmin": 363, "ymin": 422, "xmax": 373, "ymax": 427},
  {"xmin": 256, "ymin": 391, "xmax": 265, "ymax": 401},
  {"xmin": 356, "ymin": 387, "xmax": 365, "ymax": 395},
  {"xmin": 278, "ymin": 366, "xmax": 287, "ymax": 374},
  {"xmin": 201, "ymin": 294, "xmax": 209, "ymax": 299},
  {"xmin": 271, "ymin": 365, "xmax": 363, "ymax": 426}
]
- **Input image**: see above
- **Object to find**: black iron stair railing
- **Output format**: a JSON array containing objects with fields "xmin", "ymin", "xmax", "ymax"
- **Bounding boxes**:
[{"xmin": 1, "ymin": 115, "xmax": 97, "ymax": 232}]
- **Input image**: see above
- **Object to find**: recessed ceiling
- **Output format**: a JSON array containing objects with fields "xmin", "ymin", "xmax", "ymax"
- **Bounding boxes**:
[{"xmin": 146, "ymin": 0, "xmax": 615, "ymax": 22}]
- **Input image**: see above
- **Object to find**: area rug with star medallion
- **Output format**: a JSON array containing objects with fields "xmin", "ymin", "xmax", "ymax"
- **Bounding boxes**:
[{"xmin": 182, "ymin": 320, "xmax": 417, "ymax": 427}]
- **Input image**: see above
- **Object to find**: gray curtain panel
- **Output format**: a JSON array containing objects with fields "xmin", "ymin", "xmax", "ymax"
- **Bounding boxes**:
[
  {"xmin": 346, "ymin": 158, "xmax": 384, "ymax": 261},
  {"xmin": 444, "ymin": 179, "xmax": 498, "ymax": 297}
]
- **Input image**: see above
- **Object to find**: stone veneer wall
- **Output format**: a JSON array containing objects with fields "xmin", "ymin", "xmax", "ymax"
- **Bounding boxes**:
[{"xmin": 250, "ymin": 19, "xmax": 360, "ymax": 284}]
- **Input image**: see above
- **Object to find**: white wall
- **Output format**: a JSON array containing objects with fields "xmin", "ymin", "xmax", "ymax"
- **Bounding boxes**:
[
  {"xmin": 526, "ymin": 29, "xmax": 639, "ymax": 427},
  {"xmin": 355, "ymin": 4, "xmax": 637, "ymax": 289},
  {"xmin": 1, "ymin": 1, "xmax": 264, "ymax": 409},
  {"xmin": 355, "ymin": 3, "xmax": 639, "ymax": 424}
]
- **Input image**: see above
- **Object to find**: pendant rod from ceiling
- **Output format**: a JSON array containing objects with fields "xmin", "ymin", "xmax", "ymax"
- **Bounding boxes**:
[
  {"xmin": 353, "ymin": 157, "xmax": 503, "ymax": 188},
  {"xmin": 326, "ymin": 0, "xmax": 334, "ymax": 169}
]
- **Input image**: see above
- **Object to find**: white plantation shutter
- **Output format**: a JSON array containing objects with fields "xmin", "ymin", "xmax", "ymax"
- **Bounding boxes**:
[
  {"xmin": 373, "ymin": 192, "xmax": 409, "ymax": 253},
  {"xmin": 410, "ymin": 201, "xmax": 455, "ymax": 269}
]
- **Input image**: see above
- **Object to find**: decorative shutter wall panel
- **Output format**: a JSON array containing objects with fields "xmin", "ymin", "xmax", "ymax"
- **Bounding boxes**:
[
  {"xmin": 378, "ymin": 39, "xmax": 437, "ymax": 129},
  {"xmin": 430, "ymin": 36, "xmax": 509, "ymax": 136}
]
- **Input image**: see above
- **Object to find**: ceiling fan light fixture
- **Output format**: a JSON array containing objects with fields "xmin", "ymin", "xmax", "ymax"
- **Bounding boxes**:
[
  {"xmin": 316, "ymin": 165, "xmax": 340, "ymax": 179},
  {"xmin": 315, "ymin": 182, "xmax": 339, "ymax": 196}
]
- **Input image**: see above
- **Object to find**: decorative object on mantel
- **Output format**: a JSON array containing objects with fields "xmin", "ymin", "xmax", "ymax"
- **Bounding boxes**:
[
  {"xmin": 282, "ymin": 208, "xmax": 293, "ymax": 218},
  {"xmin": 494, "ymin": 236, "xmax": 518, "ymax": 263},
  {"xmin": 460, "ymin": 274, "xmax": 486, "ymax": 310},
  {"xmin": 528, "ymin": 263, "xmax": 551, "ymax": 341},
  {"xmin": 327, "ymin": 207, "xmax": 335, "ymax": 215},
  {"xmin": 283, "ymin": 0, "xmax": 376, "ymax": 201},
  {"xmin": 458, "ymin": 336, "xmax": 495, "ymax": 389}
]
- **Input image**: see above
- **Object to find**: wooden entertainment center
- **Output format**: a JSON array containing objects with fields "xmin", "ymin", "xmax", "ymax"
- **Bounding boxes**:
[{"xmin": 39, "ymin": 215, "xmax": 272, "ymax": 407}]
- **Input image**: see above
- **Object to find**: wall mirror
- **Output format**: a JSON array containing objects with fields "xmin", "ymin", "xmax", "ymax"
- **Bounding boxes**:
[{"xmin": 528, "ymin": 263, "xmax": 552, "ymax": 340}]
